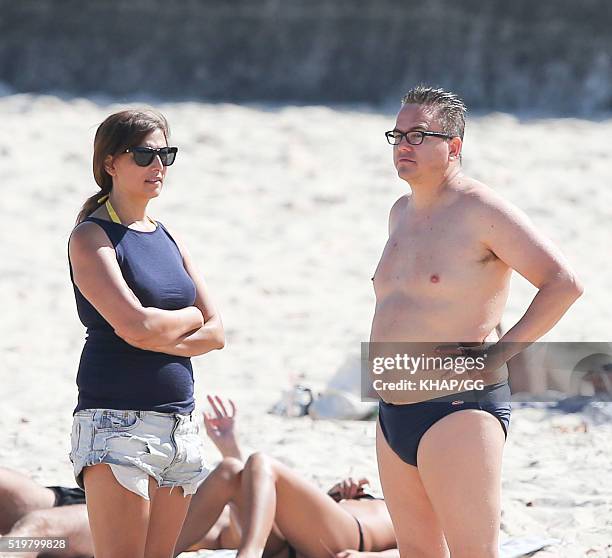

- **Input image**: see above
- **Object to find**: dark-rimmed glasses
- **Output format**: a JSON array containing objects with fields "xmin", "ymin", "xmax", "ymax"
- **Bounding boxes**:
[
  {"xmin": 125, "ymin": 146, "xmax": 178, "ymax": 167},
  {"xmin": 385, "ymin": 130, "xmax": 453, "ymax": 146}
]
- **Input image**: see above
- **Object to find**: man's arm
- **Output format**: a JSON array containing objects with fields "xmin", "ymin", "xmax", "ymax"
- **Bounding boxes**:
[{"xmin": 478, "ymin": 191, "xmax": 583, "ymax": 356}]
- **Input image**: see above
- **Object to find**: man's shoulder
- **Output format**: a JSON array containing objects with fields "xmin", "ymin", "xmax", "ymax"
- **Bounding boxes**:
[
  {"xmin": 388, "ymin": 194, "xmax": 410, "ymax": 233},
  {"xmin": 390, "ymin": 193, "xmax": 411, "ymax": 213},
  {"xmin": 456, "ymin": 178, "xmax": 515, "ymax": 215},
  {"xmin": 455, "ymin": 178, "xmax": 530, "ymax": 232}
]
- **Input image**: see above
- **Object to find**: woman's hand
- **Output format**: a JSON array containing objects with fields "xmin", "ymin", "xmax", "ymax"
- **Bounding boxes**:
[
  {"xmin": 203, "ymin": 395, "xmax": 242, "ymax": 460},
  {"xmin": 327, "ymin": 477, "xmax": 370, "ymax": 501}
]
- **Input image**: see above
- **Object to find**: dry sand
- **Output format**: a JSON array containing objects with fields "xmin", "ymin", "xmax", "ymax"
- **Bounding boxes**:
[{"xmin": 0, "ymin": 95, "xmax": 610, "ymax": 556}]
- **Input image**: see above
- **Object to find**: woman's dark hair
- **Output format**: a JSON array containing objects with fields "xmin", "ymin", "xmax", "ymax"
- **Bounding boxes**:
[{"xmin": 76, "ymin": 109, "xmax": 170, "ymax": 224}]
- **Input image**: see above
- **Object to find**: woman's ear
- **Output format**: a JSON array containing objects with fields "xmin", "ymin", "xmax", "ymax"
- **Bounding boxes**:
[{"xmin": 103, "ymin": 154, "xmax": 116, "ymax": 177}]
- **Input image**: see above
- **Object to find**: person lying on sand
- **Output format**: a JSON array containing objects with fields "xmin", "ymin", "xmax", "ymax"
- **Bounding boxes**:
[
  {"xmin": 0, "ymin": 469, "xmax": 90, "ymax": 558},
  {"xmin": 177, "ymin": 395, "xmax": 397, "ymax": 558}
]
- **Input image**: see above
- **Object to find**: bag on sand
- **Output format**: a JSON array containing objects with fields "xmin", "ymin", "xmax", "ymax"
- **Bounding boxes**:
[{"xmin": 308, "ymin": 353, "xmax": 378, "ymax": 420}]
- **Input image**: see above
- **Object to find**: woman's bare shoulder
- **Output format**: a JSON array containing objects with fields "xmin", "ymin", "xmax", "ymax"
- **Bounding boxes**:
[{"xmin": 69, "ymin": 218, "xmax": 113, "ymax": 258}]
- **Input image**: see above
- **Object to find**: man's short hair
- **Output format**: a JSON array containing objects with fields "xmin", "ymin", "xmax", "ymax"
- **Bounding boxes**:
[{"xmin": 401, "ymin": 85, "xmax": 467, "ymax": 140}]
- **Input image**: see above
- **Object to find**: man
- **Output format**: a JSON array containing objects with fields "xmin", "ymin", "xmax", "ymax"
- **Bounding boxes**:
[{"xmin": 370, "ymin": 85, "xmax": 583, "ymax": 558}]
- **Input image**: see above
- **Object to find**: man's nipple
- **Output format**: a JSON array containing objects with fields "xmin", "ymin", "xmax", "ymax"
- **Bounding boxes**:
[{"xmin": 430, "ymin": 274, "xmax": 440, "ymax": 283}]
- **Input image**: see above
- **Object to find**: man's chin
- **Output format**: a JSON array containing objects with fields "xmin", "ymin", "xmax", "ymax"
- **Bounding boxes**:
[{"xmin": 396, "ymin": 167, "xmax": 416, "ymax": 181}]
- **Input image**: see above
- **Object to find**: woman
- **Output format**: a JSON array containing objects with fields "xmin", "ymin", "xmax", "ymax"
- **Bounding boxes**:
[
  {"xmin": 176, "ymin": 396, "xmax": 398, "ymax": 558},
  {"xmin": 68, "ymin": 109, "xmax": 224, "ymax": 558}
]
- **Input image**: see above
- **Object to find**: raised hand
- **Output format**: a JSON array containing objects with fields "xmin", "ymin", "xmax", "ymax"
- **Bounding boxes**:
[{"xmin": 203, "ymin": 395, "xmax": 242, "ymax": 460}]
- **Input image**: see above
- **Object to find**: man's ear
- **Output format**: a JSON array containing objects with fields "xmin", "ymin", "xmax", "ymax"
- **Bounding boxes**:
[
  {"xmin": 449, "ymin": 137, "xmax": 462, "ymax": 160},
  {"xmin": 103, "ymin": 154, "xmax": 116, "ymax": 177}
]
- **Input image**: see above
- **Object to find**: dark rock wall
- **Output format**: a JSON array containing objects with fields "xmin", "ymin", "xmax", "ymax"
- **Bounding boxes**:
[{"xmin": 1, "ymin": 0, "xmax": 610, "ymax": 112}]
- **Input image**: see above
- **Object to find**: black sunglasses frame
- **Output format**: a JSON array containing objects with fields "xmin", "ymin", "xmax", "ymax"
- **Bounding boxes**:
[
  {"xmin": 125, "ymin": 146, "xmax": 178, "ymax": 167},
  {"xmin": 385, "ymin": 130, "xmax": 454, "ymax": 146}
]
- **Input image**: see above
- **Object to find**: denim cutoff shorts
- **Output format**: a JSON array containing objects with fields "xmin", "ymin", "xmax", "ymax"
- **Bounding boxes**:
[{"xmin": 69, "ymin": 409, "xmax": 210, "ymax": 500}]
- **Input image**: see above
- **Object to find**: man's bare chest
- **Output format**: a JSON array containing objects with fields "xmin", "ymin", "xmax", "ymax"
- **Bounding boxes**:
[{"xmin": 374, "ymin": 223, "xmax": 491, "ymax": 294}]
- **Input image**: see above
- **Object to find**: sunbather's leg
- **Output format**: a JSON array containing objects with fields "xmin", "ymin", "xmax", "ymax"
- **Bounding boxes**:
[
  {"xmin": 2, "ymin": 504, "xmax": 93, "ymax": 558},
  {"xmin": 174, "ymin": 457, "xmax": 243, "ymax": 554},
  {"xmin": 237, "ymin": 453, "xmax": 362, "ymax": 558},
  {"xmin": 175, "ymin": 457, "xmax": 287, "ymax": 557},
  {"xmin": 0, "ymin": 467, "xmax": 56, "ymax": 533}
]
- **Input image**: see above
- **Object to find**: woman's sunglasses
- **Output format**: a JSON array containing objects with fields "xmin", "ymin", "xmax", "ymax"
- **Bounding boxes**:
[{"xmin": 124, "ymin": 146, "xmax": 178, "ymax": 167}]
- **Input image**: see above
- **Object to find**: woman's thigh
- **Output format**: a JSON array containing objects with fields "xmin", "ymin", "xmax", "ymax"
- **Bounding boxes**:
[
  {"xmin": 145, "ymin": 479, "xmax": 192, "ymax": 558},
  {"xmin": 83, "ymin": 464, "xmax": 149, "ymax": 558}
]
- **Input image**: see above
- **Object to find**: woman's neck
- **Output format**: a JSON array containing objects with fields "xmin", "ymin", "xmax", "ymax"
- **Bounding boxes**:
[{"xmin": 108, "ymin": 189, "xmax": 150, "ymax": 227}]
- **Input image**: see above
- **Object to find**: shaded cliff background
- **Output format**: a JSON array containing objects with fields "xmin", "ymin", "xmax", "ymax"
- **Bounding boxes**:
[{"xmin": 1, "ymin": 0, "xmax": 610, "ymax": 114}]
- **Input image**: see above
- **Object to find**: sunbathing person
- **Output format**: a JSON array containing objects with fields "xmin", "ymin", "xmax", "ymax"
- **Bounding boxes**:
[
  {"xmin": 0, "ymin": 469, "xmax": 91, "ymax": 558},
  {"xmin": 176, "ymin": 396, "xmax": 398, "ymax": 558}
]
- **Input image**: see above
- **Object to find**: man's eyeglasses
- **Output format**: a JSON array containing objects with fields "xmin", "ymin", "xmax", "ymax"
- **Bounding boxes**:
[
  {"xmin": 125, "ymin": 146, "xmax": 178, "ymax": 167},
  {"xmin": 385, "ymin": 130, "xmax": 453, "ymax": 146}
]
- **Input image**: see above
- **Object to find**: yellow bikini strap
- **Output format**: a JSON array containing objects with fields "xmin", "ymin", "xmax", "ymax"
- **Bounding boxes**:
[
  {"xmin": 96, "ymin": 194, "xmax": 120, "ymax": 223},
  {"xmin": 105, "ymin": 199, "xmax": 122, "ymax": 224},
  {"xmin": 96, "ymin": 194, "xmax": 156, "ymax": 226}
]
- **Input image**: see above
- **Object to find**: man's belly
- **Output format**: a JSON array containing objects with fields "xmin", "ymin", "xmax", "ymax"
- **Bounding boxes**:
[
  {"xmin": 370, "ymin": 293, "xmax": 502, "ymax": 343},
  {"xmin": 369, "ymin": 293, "xmax": 508, "ymax": 403}
]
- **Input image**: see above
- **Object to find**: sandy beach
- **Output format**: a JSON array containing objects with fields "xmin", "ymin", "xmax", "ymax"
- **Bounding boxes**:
[{"xmin": 0, "ymin": 94, "xmax": 611, "ymax": 557}]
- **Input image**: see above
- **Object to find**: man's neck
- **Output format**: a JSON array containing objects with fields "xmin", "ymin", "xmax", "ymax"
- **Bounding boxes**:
[{"xmin": 407, "ymin": 166, "xmax": 463, "ymax": 211}]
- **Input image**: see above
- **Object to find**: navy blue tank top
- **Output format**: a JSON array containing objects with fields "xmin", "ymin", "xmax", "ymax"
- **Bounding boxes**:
[{"xmin": 68, "ymin": 217, "xmax": 197, "ymax": 415}]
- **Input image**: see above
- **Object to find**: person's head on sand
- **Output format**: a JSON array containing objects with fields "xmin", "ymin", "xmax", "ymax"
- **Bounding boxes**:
[
  {"xmin": 76, "ymin": 109, "xmax": 176, "ymax": 223},
  {"xmin": 386, "ymin": 85, "xmax": 465, "ymax": 186}
]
